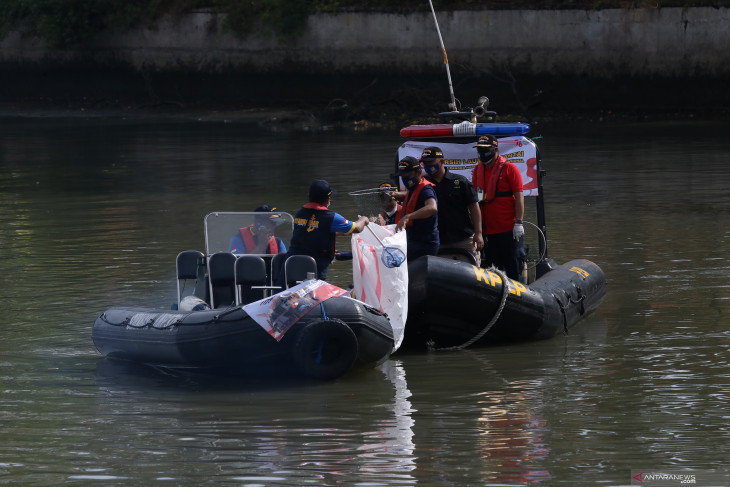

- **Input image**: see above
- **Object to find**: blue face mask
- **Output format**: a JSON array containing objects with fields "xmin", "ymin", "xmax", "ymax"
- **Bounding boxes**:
[
  {"xmin": 402, "ymin": 175, "xmax": 420, "ymax": 189},
  {"xmin": 423, "ymin": 163, "xmax": 440, "ymax": 176}
]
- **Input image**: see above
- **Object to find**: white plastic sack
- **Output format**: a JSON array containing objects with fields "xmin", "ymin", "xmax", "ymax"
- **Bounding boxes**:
[{"xmin": 351, "ymin": 224, "xmax": 408, "ymax": 351}]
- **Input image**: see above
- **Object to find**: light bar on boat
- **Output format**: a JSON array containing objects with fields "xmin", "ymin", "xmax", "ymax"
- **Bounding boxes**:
[{"xmin": 400, "ymin": 121, "xmax": 531, "ymax": 138}]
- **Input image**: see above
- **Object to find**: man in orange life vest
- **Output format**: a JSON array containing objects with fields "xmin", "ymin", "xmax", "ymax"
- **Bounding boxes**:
[
  {"xmin": 281, "ymin": 180, "xmax": 369, "ymax": 281},
  {"xmin": 229, "ymin": 205, "xmax": 287, "ymax": 254},
  {"xmin": 394, "ymin": 156, "xmax": 439, "ymax": 261},
  {"xmin": 471, "ymin": 135, "xmax": 524, "ymax": 280}
]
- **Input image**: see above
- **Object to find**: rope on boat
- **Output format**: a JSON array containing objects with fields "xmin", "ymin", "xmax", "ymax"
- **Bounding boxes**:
[
  {"xmin": 433, "ymin": 267, "xmax": 511, "ymax": 351},
  {"xmin": 554, "ymin": 285, "xmax": 587, "ymax": 334}
]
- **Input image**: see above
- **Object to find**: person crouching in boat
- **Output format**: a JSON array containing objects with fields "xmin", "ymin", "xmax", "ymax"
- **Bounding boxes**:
[
  {"xmin": 278, "ymin": 180, "xmax": 369, "ymax": 282},
  {"xmin": 376, "ymin": 182, "xmax": 402, "ymax": 226},
  {"xmin": 471, "ymin": 135, "xmax": 524, "ymax": 280},
  {"xmin": 229, "ymin": 205, "xmax": 287, "ymax": 254},
  {"xmin": 394, "ymin": 156, "xmax": 439, "ymax": 261}
]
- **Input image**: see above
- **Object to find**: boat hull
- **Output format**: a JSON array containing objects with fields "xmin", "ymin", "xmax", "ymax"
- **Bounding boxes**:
[
  {"xmin": 403, "ymin": 256, "xmax": 606, "ymax": 349},
  {"xmin": 92, "ymin": 296, "xmax": 394, "ymax": 380}
]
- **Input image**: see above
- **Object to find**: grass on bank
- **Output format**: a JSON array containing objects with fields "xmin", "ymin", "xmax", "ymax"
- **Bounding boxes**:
[{"xmin": 1, "ymin": 0, "xmax": 728, "ymax": 48}]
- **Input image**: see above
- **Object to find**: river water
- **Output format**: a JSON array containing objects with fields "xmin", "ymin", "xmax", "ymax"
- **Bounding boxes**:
[{"xmin": 0, "ymin": 113, "xmax": 728, "ymax": 486}]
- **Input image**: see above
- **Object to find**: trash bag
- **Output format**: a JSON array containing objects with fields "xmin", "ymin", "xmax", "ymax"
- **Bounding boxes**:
[{"xmin": 351, "ymin": 224, "xmax": 408, "ymax": 351}]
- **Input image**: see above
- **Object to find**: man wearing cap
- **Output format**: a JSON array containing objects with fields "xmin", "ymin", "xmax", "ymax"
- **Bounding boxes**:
[
  {"xmin": 421, "ymin": 146, "xmax": 483, "ymax": 265},
  {"xmin": 229, "ymin": 205, "xmax": 287, "ymax": 254},
  {"xmin": 282, "ymin": 179, "xmax": 369, "ymax": 280},
  {"xmin": 395, "ymin": 156, "xmax": 439, "ymax": 261},
  {"xmin": 376, "ymin": 182, "xmax": 402, "ymax": 226},
  {"xmin": 471, "ymin": 135, "xmax": 525, "ymax": 280}
]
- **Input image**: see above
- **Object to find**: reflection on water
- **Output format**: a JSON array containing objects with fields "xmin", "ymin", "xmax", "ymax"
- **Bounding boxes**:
[{"xmin": 1, "ymin": 116, "xmax": 729, "ymax": 485}]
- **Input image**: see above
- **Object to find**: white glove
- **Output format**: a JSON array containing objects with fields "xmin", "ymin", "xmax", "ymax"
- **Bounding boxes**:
[{"xmin": 513, "ymin": 221, "xmax": 524, "ymax": 240}]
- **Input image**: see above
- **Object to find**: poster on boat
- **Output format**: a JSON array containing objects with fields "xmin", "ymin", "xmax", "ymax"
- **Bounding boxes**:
[
  {"xmin": 242, "ymin": 280, "xmax": 349, "ymax": 341},
  {"xmin": 351, "ymin": 224, "xmax": 408, "ymax": 351},
  {"xmin": 398, "ymin": 136, "xmax": 539, "ymax": 196}
]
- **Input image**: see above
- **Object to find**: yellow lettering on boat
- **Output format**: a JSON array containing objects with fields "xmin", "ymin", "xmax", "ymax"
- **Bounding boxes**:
[
  {"xmin": 570, "ymin": 266, "xmax": 589, "ymax": 278},
  {"xmin": 472, "ymin": 266, "xmax": 525, "ymax": 297},
  {"xmin": 473, "ymin": 266, "xmax": 489, "ymax": 283},
  {"xmin": 487, "ymin": 270, "xmax": 501, "ymax": 287},
  {"xmin": 510, "ymin": 280, "xmax": 526, "ymax": 297}
]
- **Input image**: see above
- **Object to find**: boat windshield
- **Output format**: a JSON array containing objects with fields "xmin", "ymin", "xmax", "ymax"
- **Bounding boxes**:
[{"xmin": 204, "ymin": 211, "xmax": 294, "ymax": 256}]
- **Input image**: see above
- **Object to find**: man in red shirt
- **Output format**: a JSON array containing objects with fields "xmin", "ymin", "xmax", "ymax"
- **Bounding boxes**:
[{"xmin": 471, "ymin": 135, "xmax": 525, "ymax": 280}]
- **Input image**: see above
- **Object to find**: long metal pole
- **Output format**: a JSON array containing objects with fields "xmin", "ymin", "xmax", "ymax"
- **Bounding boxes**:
[{"xmin": 428, "ymin": 0, "xmax": 457, "ymax": 112}]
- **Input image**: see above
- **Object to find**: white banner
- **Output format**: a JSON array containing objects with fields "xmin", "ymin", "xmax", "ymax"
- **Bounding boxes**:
[
  {"xmin": 397, "ymin": 136, "xmax": 539, "ymax": 196},
  {"xmin": 351, "ymin": 224, "xmax": 408, "ymax": 352},
  {"xmin": 242, "ymin": 280, "xmax": 349, "ymax": 341}
]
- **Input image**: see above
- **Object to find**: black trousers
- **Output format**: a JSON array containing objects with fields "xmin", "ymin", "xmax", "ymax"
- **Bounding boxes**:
[{"xmin": 483, "ymin": 231, "xmax": 521, "ymax": 280}]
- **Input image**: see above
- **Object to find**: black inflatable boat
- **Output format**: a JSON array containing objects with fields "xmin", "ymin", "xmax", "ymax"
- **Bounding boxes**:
[
  {"xmin": 92, "ymin": 212, "xmax": 395, "ymax": 380},
  {"xmin": 403, "ymin": 256, "xmax": 605, "ymax": 350},
  {"xmin": 391, "ymin": 99, "xmax": 606, "ymax": 350},
  {"xmin": 93, "ymin": 295, "xmax": 394, "ymax": 380}
]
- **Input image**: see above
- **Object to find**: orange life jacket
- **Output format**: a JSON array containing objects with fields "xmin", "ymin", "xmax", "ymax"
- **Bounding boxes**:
[{"xmin": 240, "ymin": 225, "xmax": 278, "ymax": 254}]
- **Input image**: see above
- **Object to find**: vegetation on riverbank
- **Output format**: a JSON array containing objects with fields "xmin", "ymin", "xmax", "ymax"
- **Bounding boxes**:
[{"xmin": 1, "ymin": 0, "xmax": 729, "ymax": 48}]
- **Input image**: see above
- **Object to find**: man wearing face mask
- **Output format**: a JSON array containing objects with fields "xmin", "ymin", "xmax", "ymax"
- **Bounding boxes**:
[
  {"xmin": 281, "ymin": 180, "xmax": 369, "ymax": 281},
  {"xmin": 421, "ymin": 146, "xmax": 483, "ymax": 265},
  {"xmin": 395, "ymin": 156, "xmax": 439, "ymax": 261},
  {"xmin": 471, "ymin": 135, "xmax": 524, "ymax": 280}
]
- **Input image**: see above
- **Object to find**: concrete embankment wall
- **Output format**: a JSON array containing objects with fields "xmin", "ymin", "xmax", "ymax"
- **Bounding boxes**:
[{"xmin": 1, "ymin": 7, "xmax": 728, "ymax": 114}]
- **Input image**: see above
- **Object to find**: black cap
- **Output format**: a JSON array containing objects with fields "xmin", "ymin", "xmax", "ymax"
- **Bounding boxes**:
[
  {"xmin": 254, "ymin": 205, "xmax": 282, "ymax": 223},
  {"xmin": 309, "ymin": 179, "xmax": 335, "ymax": 203},
  {"xmin": 420, "ymin": 146, "xmax": 444, "ymax": 162},
  {"xmin": 474, "ymin": 135, "xmax": 499, "ymax": 149},
  {"xmin": 397, "ymin": 156, "xmax": 421, "ymax": 174}
]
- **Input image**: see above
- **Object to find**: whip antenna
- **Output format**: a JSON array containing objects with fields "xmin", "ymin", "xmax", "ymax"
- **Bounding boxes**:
[{"xmin": 428, "ymin": 0, "xmax": 457, "ymax": 112}]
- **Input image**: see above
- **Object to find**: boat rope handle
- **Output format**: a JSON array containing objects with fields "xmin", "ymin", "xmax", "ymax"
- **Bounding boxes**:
[
  {"xmin": 320, "ymin": 302, "xmax": 329, "ymax": 321},
  {"xmin": 432, "ymin": 266, "xmax": 510, "ymax": 351},
  {"xmin": 522, "ymin": 221, "xmax": 547, "ymax": 271}
]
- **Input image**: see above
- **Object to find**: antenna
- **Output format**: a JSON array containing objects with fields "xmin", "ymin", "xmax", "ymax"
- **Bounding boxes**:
[{"xmin": 428, "ymin": 0, "xmax": 457, "ymax": 112}]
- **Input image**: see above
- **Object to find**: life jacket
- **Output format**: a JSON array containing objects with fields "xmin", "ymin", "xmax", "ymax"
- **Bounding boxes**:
[
  {"xmin": 472, "ymin": 155, "xmax": 513, "ymax": 202},
  {"xmin": 289, "ymin": 204, "xmax": 336, "ymax": 259},
  {"xmin": 398, "ymin": 179, "xmax": 434, "ymax": 227},
  {"xmin": 239, "ymin": 225, "xmax": 278, "ymax": 254}
]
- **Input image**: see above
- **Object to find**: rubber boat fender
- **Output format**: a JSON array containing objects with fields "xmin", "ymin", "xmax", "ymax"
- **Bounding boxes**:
[{"xmin": 292, "ymin": 318, "xmax": 359, "ymax": 380}]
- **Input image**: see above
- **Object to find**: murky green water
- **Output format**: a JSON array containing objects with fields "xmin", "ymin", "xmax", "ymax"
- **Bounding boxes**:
[{"xmin": 1, "ymin": 115, "xmax": 728, "ymax": 485}]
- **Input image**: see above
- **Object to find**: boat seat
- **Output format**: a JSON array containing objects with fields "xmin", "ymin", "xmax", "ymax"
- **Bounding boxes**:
[
  {"xmin": 437, "ymin": 247, "xmax": 478, "ymax": 266},
  {"xmin": 208, "ymin": 252, "xmax": 237, "ymax": 308},
  {"xmin": 284, "ymin": 255, "xmax": 318, "ymax": 289},
  {"xmin": 176, "ymin": 250, "xmax": 205, "ymax": 306},
  {"xmin": 235, "ymin": 255, "xmax": 269, "ymax": 305},
  {"xmin": 270, "ymin": 252, "xmax": 287, "ymax": 288}
]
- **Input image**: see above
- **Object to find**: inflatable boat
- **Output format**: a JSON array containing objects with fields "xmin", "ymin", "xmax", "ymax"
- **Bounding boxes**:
[
  {"xmin": 92, "ymin": 212, "xmax": 395, "ymax": 380},
  {"xmin": 386, "ymin": 97, "xmax": 606, "ymax": 350},
  {"xmin": 402, "ymin": 257, "xmax": 605, "ymax": 350},
  {"xmin": 93, "ymin": 295, "xmax": 393, "ymax": 380}
]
